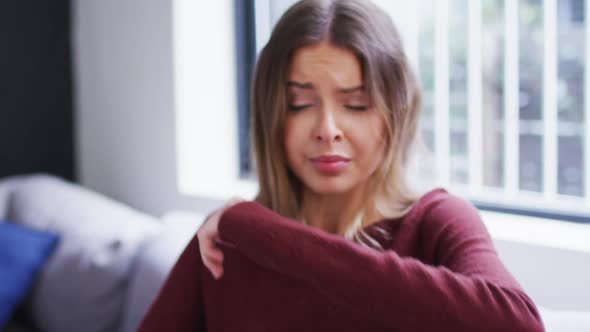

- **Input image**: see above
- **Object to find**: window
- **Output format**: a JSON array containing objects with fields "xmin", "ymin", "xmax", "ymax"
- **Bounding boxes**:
[
  {"xmin": 242, "ymin": 0, "xmax": 589, "ymax": 222},
  {"xmin": 173, "ymin": 0, "xmax": 258, "ymax": 200}
]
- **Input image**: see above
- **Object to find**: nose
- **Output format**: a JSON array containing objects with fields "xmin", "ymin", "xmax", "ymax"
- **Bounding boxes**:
[{"xmin": 313, "ymin": 106, "xmax": 342, "ymax": 143}]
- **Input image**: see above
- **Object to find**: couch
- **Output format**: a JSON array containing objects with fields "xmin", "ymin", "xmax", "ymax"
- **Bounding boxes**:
[{"xmin": 0, "ymin": 174, "xmax": 203, "ymax": 332}]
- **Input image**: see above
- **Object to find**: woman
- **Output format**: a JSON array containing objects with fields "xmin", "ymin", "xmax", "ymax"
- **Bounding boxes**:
[{"xmin": 138, "ymin": 0, "xmax": 544, "ymax": 331}]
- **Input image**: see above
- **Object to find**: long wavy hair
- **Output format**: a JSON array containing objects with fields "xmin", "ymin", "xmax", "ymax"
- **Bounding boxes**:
[{"xmin": 251, "ymin": 0, "xmax": 429, "ymax": 249}]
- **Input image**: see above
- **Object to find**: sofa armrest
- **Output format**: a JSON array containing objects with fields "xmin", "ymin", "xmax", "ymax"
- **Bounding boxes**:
[{"xmin": 120, "ymin": 211, "xmax": 205, "ymax": 332}]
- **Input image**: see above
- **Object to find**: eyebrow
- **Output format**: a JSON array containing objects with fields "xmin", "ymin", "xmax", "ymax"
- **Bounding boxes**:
[
  {"xmin": 338, "ymin": 85, "xmax": 365, "ymax": 94},
  {"xmin": 287, "ymin": 81, "xmax": 365, "ymax": 94},
  {"xmin": 287, "ymin": 81, "xmax": 314, "ymax": 90}
]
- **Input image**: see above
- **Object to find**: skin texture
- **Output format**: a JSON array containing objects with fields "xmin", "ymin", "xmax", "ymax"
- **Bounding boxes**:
[
  {"xmin": 197, "ymin": 42, "xmax": 387, "ymax": 279},
  {"xmin": 285, "ymin": 42, "xmax": 386, "ymax": 234}
]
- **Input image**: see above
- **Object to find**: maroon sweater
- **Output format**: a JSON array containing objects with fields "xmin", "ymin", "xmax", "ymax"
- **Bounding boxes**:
[{"xmin": 137, "ymin": 188, "xmax": 544, "ymax": 331}]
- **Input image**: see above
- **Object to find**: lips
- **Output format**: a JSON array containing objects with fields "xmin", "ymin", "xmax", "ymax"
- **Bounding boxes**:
[
  {"xmin": 310, "ymin": 155, "xmax": 351, "ymax": 162},
  {"xmin": 310, "ymin": 155, "xmax": 351, "ymax": 174}
]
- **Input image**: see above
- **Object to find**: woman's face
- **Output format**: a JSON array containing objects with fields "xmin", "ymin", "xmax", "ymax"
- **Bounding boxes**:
[{"xmin": 284, "ymin": 42, "xmax": 387, "ymax": 196}]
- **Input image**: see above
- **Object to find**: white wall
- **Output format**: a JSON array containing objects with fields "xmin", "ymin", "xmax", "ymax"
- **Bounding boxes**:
[
  {"xmin": 495, "ymin": 240, "xmax": 590, "ymax": 311},
  {"xmin": 73, "ymin": 0, "xmax": 589, "ymax": 312},
  {"xmin": 73, "ymin": 0, "xmax": 222, "ymax": 217}
]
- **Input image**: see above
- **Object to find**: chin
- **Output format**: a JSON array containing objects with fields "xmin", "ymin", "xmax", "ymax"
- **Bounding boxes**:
[{"xmin": 305, "ymin": 176, "xmax": 356, "ymax": 195}]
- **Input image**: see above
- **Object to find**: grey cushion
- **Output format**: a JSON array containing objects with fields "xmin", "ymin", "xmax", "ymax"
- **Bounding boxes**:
[
  {"xmin": 8, "ymin": 174, "xmax": 160, "ymax": 332},
  {"xmin": 120, "ymin": 213, "xmax": 203, "ymax": 332}
]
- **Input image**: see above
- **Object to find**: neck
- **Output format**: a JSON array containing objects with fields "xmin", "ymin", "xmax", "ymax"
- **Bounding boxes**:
[{"xmin": 300, "ymin": 186, "xmax": 381, "ymax": 235}]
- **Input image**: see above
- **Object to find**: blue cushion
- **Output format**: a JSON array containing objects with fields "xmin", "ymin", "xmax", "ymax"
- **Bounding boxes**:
[{"xmin": 0, "ymin": 222, "xmax": 59, "ymax": 329}]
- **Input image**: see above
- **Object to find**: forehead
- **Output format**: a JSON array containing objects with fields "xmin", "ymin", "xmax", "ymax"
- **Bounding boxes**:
[{"xmin": 288, "ymin": 43, "xmax": 362, "ymax": 86}]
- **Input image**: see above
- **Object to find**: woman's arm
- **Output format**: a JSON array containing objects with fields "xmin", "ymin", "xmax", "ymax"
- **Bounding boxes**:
[
  {"xmin": 136, "ymin": 233, "xmax": 206, "ymax": 332},
  {"xmin": 217, "ymin": 198, "xmax": 544, "ymax": 332}
]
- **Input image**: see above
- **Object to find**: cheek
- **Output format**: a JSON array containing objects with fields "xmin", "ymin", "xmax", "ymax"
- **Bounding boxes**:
[
  {"xmin": 354, "ymin": 118, "xmax": 387, "ymax": 154},
  {"xmin": 354, "ymin": 125, "xmax": 388, "ymax": 176},
  {"xmin": 283, "ymin": 120, "xmax": 302, "ymax": 164},
  {"xmin": 358, "ymin": 133, "xmax": 387, "ymax": 178}
]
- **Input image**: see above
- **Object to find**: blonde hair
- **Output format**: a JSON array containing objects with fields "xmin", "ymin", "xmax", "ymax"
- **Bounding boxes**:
[{"xmin": 251, "ymin": 0, "xmax": 430, "ymax": 250}]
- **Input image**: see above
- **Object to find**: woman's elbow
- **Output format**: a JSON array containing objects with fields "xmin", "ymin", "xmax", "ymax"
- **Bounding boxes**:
[{"xmin": 507, "ymin": 303, "xmax": 545, "ymax": 332}]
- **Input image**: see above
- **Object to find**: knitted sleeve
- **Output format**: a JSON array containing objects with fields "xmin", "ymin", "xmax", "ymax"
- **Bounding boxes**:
[
  {"xmin": 136, "ymin": 233, "xmax": 206, "ymax": 332},
  {"xmin": 217, "ymin": 196, "xmax": 544, "ymax": 332}
]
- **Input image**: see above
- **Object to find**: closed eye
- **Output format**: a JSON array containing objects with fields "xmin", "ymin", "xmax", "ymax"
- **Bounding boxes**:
[
  {"xmin": 287, "ymin": 104, "xmax": 313, "ymax": 111},
  {"xmin": 345, "ymin": 105, "xmax": 369, "ymax": 111}
]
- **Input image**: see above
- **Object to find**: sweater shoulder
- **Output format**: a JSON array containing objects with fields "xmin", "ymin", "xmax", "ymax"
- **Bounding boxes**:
[
  {"xmin": 402, "ymin": 187, "xmax": 482, "ymax": 231},
  {"xmin": 400, "ymin": 188, "xmax": 494, "ymax": 262}
]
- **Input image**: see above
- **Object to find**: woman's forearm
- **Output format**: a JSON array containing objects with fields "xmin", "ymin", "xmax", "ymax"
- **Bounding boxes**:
[{"xmin": 218, "ymin": 201, "xmax": 543, "ymax": 332}]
